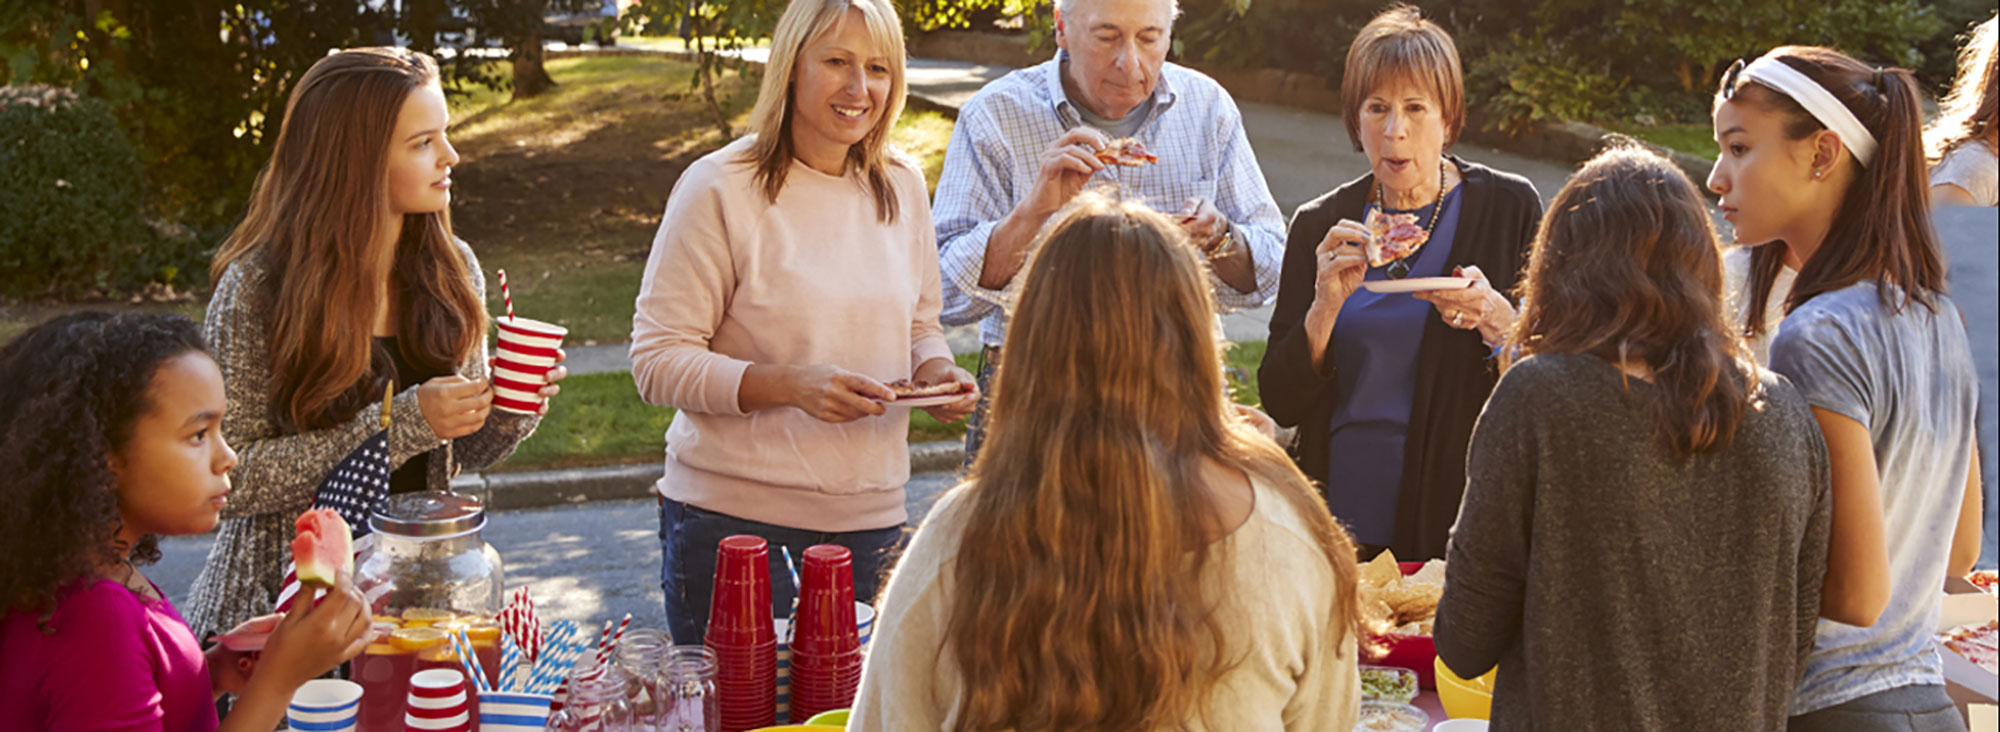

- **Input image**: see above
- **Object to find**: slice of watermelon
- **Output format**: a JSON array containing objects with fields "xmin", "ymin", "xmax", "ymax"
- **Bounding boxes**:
[{"xmin": 292, "ymin": 508, "xmax": 354, "ymax": 588}]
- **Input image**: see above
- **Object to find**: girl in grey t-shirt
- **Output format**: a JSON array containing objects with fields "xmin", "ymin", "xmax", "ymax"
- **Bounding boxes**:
[{"xmin": 1711, "ymin": 46, "xmax": 1984, "ymax": 730}]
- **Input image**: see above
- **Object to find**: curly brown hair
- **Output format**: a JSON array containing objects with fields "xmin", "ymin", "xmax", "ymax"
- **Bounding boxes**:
[{"xmin": 0, "ymin": 311, "xmax": 208, "ymax": 613}]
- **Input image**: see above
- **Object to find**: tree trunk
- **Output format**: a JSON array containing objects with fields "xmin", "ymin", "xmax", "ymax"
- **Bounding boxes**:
[{"xmin": 512, "ymin": 28, "xmax": 556, "ymax": 99}]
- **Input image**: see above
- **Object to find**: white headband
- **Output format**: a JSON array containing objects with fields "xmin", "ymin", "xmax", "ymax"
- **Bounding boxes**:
[{"xmin": 1739, "ymin": 56, "xmax": 1877, "ymax": 167}]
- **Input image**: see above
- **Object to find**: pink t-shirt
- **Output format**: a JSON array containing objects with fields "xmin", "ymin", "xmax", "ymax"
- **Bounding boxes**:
[{"xmin": 1, "ymin": 578, "xmax": 219, "ymax": 732}]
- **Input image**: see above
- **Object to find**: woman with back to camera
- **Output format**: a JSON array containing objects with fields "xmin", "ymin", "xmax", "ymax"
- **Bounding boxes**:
[{"xmin": 853, "ymin": 195, "xmax": 1363, "ymax": 731}]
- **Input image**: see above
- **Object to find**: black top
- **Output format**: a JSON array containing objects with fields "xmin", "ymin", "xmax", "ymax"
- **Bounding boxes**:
[
  {"xmin": 1434, "ymin": 354, "xmax": 1830, "ymax": 731},
  {"xmin": 1257, "ymin": 156, "xmax": 1542, "ymax": 559},
  {"xmin": 374, "ymin": 336, "xmax": 447, "ymax": 496}
]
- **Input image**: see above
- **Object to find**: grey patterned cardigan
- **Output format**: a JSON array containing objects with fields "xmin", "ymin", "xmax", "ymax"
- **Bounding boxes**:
[{"xmin": 185, "ymin": 241, "xmax": 538, "ymax": 636}]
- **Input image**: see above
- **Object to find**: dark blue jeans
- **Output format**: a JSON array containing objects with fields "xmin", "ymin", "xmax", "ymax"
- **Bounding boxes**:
[
  {"xmin": 960, "ymin": 346, "xmax": 1000, "ymax": 469},
  {"xmin": 658, "ymin": 497, "xmax": 907, "ymax": 646}
]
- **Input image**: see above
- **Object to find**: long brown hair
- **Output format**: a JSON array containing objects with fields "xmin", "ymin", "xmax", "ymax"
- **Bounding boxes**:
[
  {"xmin": 1507, "ymin": 146, "xmax": 1758, "ymax": 454},
  {"xmin": 211, "ymin": 48, "xmax": 484, "ymax": 431},
  {"xmin": 943, "ymin": 194, "xmax": 1361, "ymax": 732},
  {"xmin": 741, "ymin": 0, "xmax": 907, "ymax": 223},
  {"xmin": 1721, "ymin": 46, "xmax": 1944, "ymax": 336}
]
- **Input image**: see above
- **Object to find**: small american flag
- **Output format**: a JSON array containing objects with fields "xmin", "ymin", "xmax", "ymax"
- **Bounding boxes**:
[{"xmin": 274, "ymin": 386, "xmax": 395, "ymax": 613}]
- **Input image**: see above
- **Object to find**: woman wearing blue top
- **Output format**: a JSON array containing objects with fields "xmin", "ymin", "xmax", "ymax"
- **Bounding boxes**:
[
  {"xmin": 1710, "ymin": 45, "xmax": 1985, "ymax": 730},
  {"xmin": 1259, "ymin": 5, "xmax": 1541, "ymax": 558}
]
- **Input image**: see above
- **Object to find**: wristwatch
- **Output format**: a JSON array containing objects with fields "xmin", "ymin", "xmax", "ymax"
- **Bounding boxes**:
[{"xmin": 1206, "ymin": 221, "xmax": 1237, "ymax": 259}]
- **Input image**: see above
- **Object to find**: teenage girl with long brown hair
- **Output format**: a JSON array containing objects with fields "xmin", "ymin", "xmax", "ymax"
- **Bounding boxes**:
[
  {"xmin": 1710, "ymin": 46, "xmax": 1981, "ymax": 730},
  {"xmin": 186, "ymin": 48, "xmax": 564, "ymax": 639},
  {"xmin": 1435, "ymin": 146, "xmax": 1833, "ymax": 730},
  {"xmin": 852, "ymin": 195, "xmax": 1362, "ymax": 731}
]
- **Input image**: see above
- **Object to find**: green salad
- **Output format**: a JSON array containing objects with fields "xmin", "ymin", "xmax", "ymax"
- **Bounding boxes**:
[{"xmin": 1359, "ymin": 665, "xmax": 1419, "ymax": 703}]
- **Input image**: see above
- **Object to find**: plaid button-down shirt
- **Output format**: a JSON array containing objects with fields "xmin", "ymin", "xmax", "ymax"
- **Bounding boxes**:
[{"xmin": 933, "ymin": 53, "xmax": 1288, "ymax": 346}]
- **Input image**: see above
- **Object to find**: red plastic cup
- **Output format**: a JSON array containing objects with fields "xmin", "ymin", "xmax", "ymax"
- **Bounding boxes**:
[
  {"xmin": 790, "ymin": 545, "xmax": 858, "ymax": 657},
  {"xmin": 707, "ymin": 536, "xmax": 775, "ymax": 647},
  {"xmin": 491, "ymin": 317, "xmax": 567, "ymax": 414}
]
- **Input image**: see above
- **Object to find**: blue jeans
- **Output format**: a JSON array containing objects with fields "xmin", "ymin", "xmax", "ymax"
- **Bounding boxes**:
[
  {"xmin": 961, "ymin": 346, "xmax": 1000, "ymax": 469},
  {"xmin": 657, "ymin": 497, "xmax": 907, "ymax": 646}
]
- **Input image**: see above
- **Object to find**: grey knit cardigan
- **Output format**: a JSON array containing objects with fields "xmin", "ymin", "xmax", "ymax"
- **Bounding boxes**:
[{"xmin": 184, "ymin": 241, "xmax": 538, "ymax": 636}]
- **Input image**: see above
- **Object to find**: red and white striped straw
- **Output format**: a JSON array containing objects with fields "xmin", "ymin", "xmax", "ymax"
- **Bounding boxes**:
[
  {"xmin": 498, "ymin": 268, "xmax": 514, "ymax": 322},
  {"xmin": 602, "ymin": 613, "xmax": 631, "ymax": 664}
]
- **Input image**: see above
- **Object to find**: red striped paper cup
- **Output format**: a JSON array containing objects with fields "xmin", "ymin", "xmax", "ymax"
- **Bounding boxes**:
[{"xmin": 492, "ymin": 317, "xmax": 566, "ymax": 414}]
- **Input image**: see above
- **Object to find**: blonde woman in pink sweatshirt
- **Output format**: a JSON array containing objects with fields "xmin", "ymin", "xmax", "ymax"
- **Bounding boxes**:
[{"xmin": 630, "ymin": 0, "xmax": 976, "ymax": 645}]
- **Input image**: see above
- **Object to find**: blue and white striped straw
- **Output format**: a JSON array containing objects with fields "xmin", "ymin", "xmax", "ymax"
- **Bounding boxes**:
[
  {"xmin": 501, "ymin": 634, "xmax": 521, "ymax": 692},
  {"xmin": 454, "ymin": 629, "xmax": 491, "ymax": 692}
]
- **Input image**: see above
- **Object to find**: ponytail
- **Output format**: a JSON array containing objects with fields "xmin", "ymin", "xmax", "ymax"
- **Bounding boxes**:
[{"xmin": 1726, "ymin": 47, "xmax": 1945, "ymax": 319}]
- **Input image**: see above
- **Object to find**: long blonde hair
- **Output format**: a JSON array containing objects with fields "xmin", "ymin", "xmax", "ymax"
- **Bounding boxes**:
[
  {"xmin": 1926, "ymin": 16, "xmax": 1998, "ymax": 163},
  {"xmin": 943, "ymin": 194, "xmax": 1361, "ymax": 732},
  {"xmin": 211, "ymin": 48, "xmax": 484, "ymax": 431},
  {"xmin": 741, "ymin": 0, "xmax": 907, "ymax": 223}
]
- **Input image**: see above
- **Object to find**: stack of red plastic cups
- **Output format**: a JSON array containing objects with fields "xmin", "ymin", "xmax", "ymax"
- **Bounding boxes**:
[
  {"xmin": 706, "ymin": 535, "xmax": 777, "ymax": 732},
  {"xmin": 787, "ymin": 545, "xmax": 863, "ymax": 723}
]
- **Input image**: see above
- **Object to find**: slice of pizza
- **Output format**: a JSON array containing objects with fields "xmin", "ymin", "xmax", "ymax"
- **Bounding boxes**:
[
  {"xmin": 1364, "ymin": 208, "xmax": 1430, "ymax": 268},
  {"xmin": 884, "ymin": 378, "xmax": 969, "ymax": 400},
  {"xmin": 1941, "ymin": 620, "xmax": 1999, "ymax": 674},
  {"xmin": 1094, "ymin": 137, "xmax": 1158, "ymax": 167}
]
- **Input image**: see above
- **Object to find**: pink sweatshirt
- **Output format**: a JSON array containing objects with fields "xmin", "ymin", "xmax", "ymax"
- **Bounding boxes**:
[
  {"xmin": 1, "ymin": 579, "xmax": 219, "ymax": 732},
  {"xmin": 631, "ymin": 136, "xmax": 952, "ymax": 532}
]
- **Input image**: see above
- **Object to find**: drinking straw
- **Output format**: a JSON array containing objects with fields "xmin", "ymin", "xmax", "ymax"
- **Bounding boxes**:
[
  {"xmin": 501, "ymin": 634, "xmax": 521, "ymax": 692},
  {"xmin": 498, "ymin": 269, "xmax": 514, "ymax": 322},
  {"xmin": 448, "ymin": 629, "xmax": 485, "ymax": 693},
  {"xmin": 600, "ymin": 614, "xmax": 632, "ymax": 666},
  {"xmin": 457, "ymin": 628, "xmax": 491, "ymax": 693}
]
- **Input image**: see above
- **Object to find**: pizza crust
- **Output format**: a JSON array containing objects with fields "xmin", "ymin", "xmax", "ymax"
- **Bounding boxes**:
[
  {"xmin": 1094, "ymin": 137, "xmax": 1159, "ymax": 167},
  {"xmin": 885, "ymin": 378, "xmax": 969, "ymax": 399}
]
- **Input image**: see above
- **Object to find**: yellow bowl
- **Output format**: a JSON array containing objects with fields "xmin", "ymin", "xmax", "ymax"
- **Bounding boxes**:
[
  {"xmin": 804, "ymin": 709, "xmax": 851, "ymax": 726},
  {"xmin": 1433, "ymin": 655, "xmax": 1496, "ymax": 720}
]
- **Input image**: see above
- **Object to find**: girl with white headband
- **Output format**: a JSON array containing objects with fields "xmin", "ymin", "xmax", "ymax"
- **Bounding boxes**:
[{"xmin": 1710, "ymin": 46, "xmax": 1984, "ymax": 732}]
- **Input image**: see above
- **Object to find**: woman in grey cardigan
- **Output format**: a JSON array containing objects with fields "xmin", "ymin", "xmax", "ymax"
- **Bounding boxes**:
[
  {"xmin": 185, "ymin": 48, "xmax": 559, "ymax": 638},
  {"xmin": 1434, "ymin": 147, "xmax": 1832, "ymax": 731}
]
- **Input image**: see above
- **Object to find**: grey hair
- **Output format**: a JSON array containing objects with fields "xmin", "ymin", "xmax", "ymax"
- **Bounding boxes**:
[{"xmin": 1056, "ymin": 0, "xmax": 1182, "ymax": 21}]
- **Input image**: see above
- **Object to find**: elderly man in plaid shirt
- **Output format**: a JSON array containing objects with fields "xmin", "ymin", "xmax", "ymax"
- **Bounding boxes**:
[{"xmin": 935, "ymin": 0, "xmax": 1287, "ymax": 462}]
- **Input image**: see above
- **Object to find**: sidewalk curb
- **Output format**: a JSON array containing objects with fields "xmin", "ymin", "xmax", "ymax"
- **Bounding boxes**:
[{"xmin": 454, "ymin": 440, "xmax": 967, "ymax": 511}]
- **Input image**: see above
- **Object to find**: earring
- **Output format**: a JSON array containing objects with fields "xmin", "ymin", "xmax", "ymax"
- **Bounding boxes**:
[{"xmin": 1813, "ymin": 170, "xmax": 1823, "ymax": 179}]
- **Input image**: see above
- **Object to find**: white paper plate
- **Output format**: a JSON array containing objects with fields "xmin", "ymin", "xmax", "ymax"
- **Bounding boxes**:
[
  {"xmin": 1361, "ymin": 276, "xmax": 1474, "ymax": 293},
  {"xmin": 878, "ymin": 389, "xmax": 974, "ymax": 407}
]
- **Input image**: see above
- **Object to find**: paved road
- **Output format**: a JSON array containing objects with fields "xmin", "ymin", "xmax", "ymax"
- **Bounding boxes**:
[{"xmin": 148, "ymin": 473, "xmax": 964, "ymax": 632}]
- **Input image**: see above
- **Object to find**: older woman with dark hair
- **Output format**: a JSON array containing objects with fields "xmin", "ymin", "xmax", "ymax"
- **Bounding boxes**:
[{"xmin": 1258, "ymin": 3, "xmax": 1542, "ymax": 559}]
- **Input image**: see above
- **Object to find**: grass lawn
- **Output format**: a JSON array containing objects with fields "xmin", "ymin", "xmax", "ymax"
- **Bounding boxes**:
[
  {"xmin": 446, "ymin": 55, "xmax": 959, "ymax": 345},
  {"xmin": 499, "ymin": 345, "xmax": 1272, "ymax": 473},
  {"xmin": 1603, "ymin": 121, "xmax": 1717, "ymax": 161},
  {"xmin": 0, "ymin": 55, "xmax": 960, "ymax": 347}
]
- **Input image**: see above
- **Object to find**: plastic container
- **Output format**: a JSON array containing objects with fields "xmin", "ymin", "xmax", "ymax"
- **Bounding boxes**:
[
  {"xmin": 1352, "ymin": 700, "xmax": 1429, "ymax": 731},
  {"xmin": 1434, "ymin": 655, "xmax": 1497, "ymax": 720},
  {"xmin": 1359, "ymin": 664, "xmax": 1419, "ymax": 704},
  {"xmin": 1365, "ymin": 562, "xmax": 1439, "ymax": 688}
]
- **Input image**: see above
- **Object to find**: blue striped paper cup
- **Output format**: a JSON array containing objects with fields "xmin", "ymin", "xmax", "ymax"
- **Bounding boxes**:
[
  {"xmin": 288, "ymin": 679, "xmax": 362, "ymax": 732},
  {"xmin": 478, "ymin": 692, "xmax": 554, "ymax": 732}
]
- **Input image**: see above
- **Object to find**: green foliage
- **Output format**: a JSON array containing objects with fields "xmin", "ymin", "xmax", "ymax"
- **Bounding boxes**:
[
  {"xmin": 1465, "ymin": 32, "xmax": 1628, "ymax": 135},
  {"xmin": 1176, "ymin": 0, "xmax": 1956, "ymax": 131},
  {"xmin": 623, "ymin": 0, "xmax": 782, "ymax": 135},
  {"xmin": 0, "ymin": 87, "xmax": 146, "ymax": 297}
]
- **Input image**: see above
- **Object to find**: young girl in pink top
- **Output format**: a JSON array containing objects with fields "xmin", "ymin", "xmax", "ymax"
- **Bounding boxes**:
[{"xmin": 0, "ymin": 312, "xmax": 374, "ymax": 732}]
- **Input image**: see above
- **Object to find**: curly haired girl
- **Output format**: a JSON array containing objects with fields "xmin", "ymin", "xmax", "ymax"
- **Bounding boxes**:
[{"xmin": 0, "ymin": 312, "xmax": 372, "ymax": 732}]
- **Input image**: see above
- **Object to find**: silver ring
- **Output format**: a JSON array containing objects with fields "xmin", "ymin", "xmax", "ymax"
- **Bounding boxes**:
[{"xmin": 1452, "ymin": 312, "xmax": 1465, "ymax": 327}]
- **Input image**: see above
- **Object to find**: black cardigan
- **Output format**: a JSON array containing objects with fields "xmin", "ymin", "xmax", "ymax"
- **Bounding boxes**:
[{"xmin": 1258, "ymin": 157, "xmax": 1543, "ymax": 559}]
